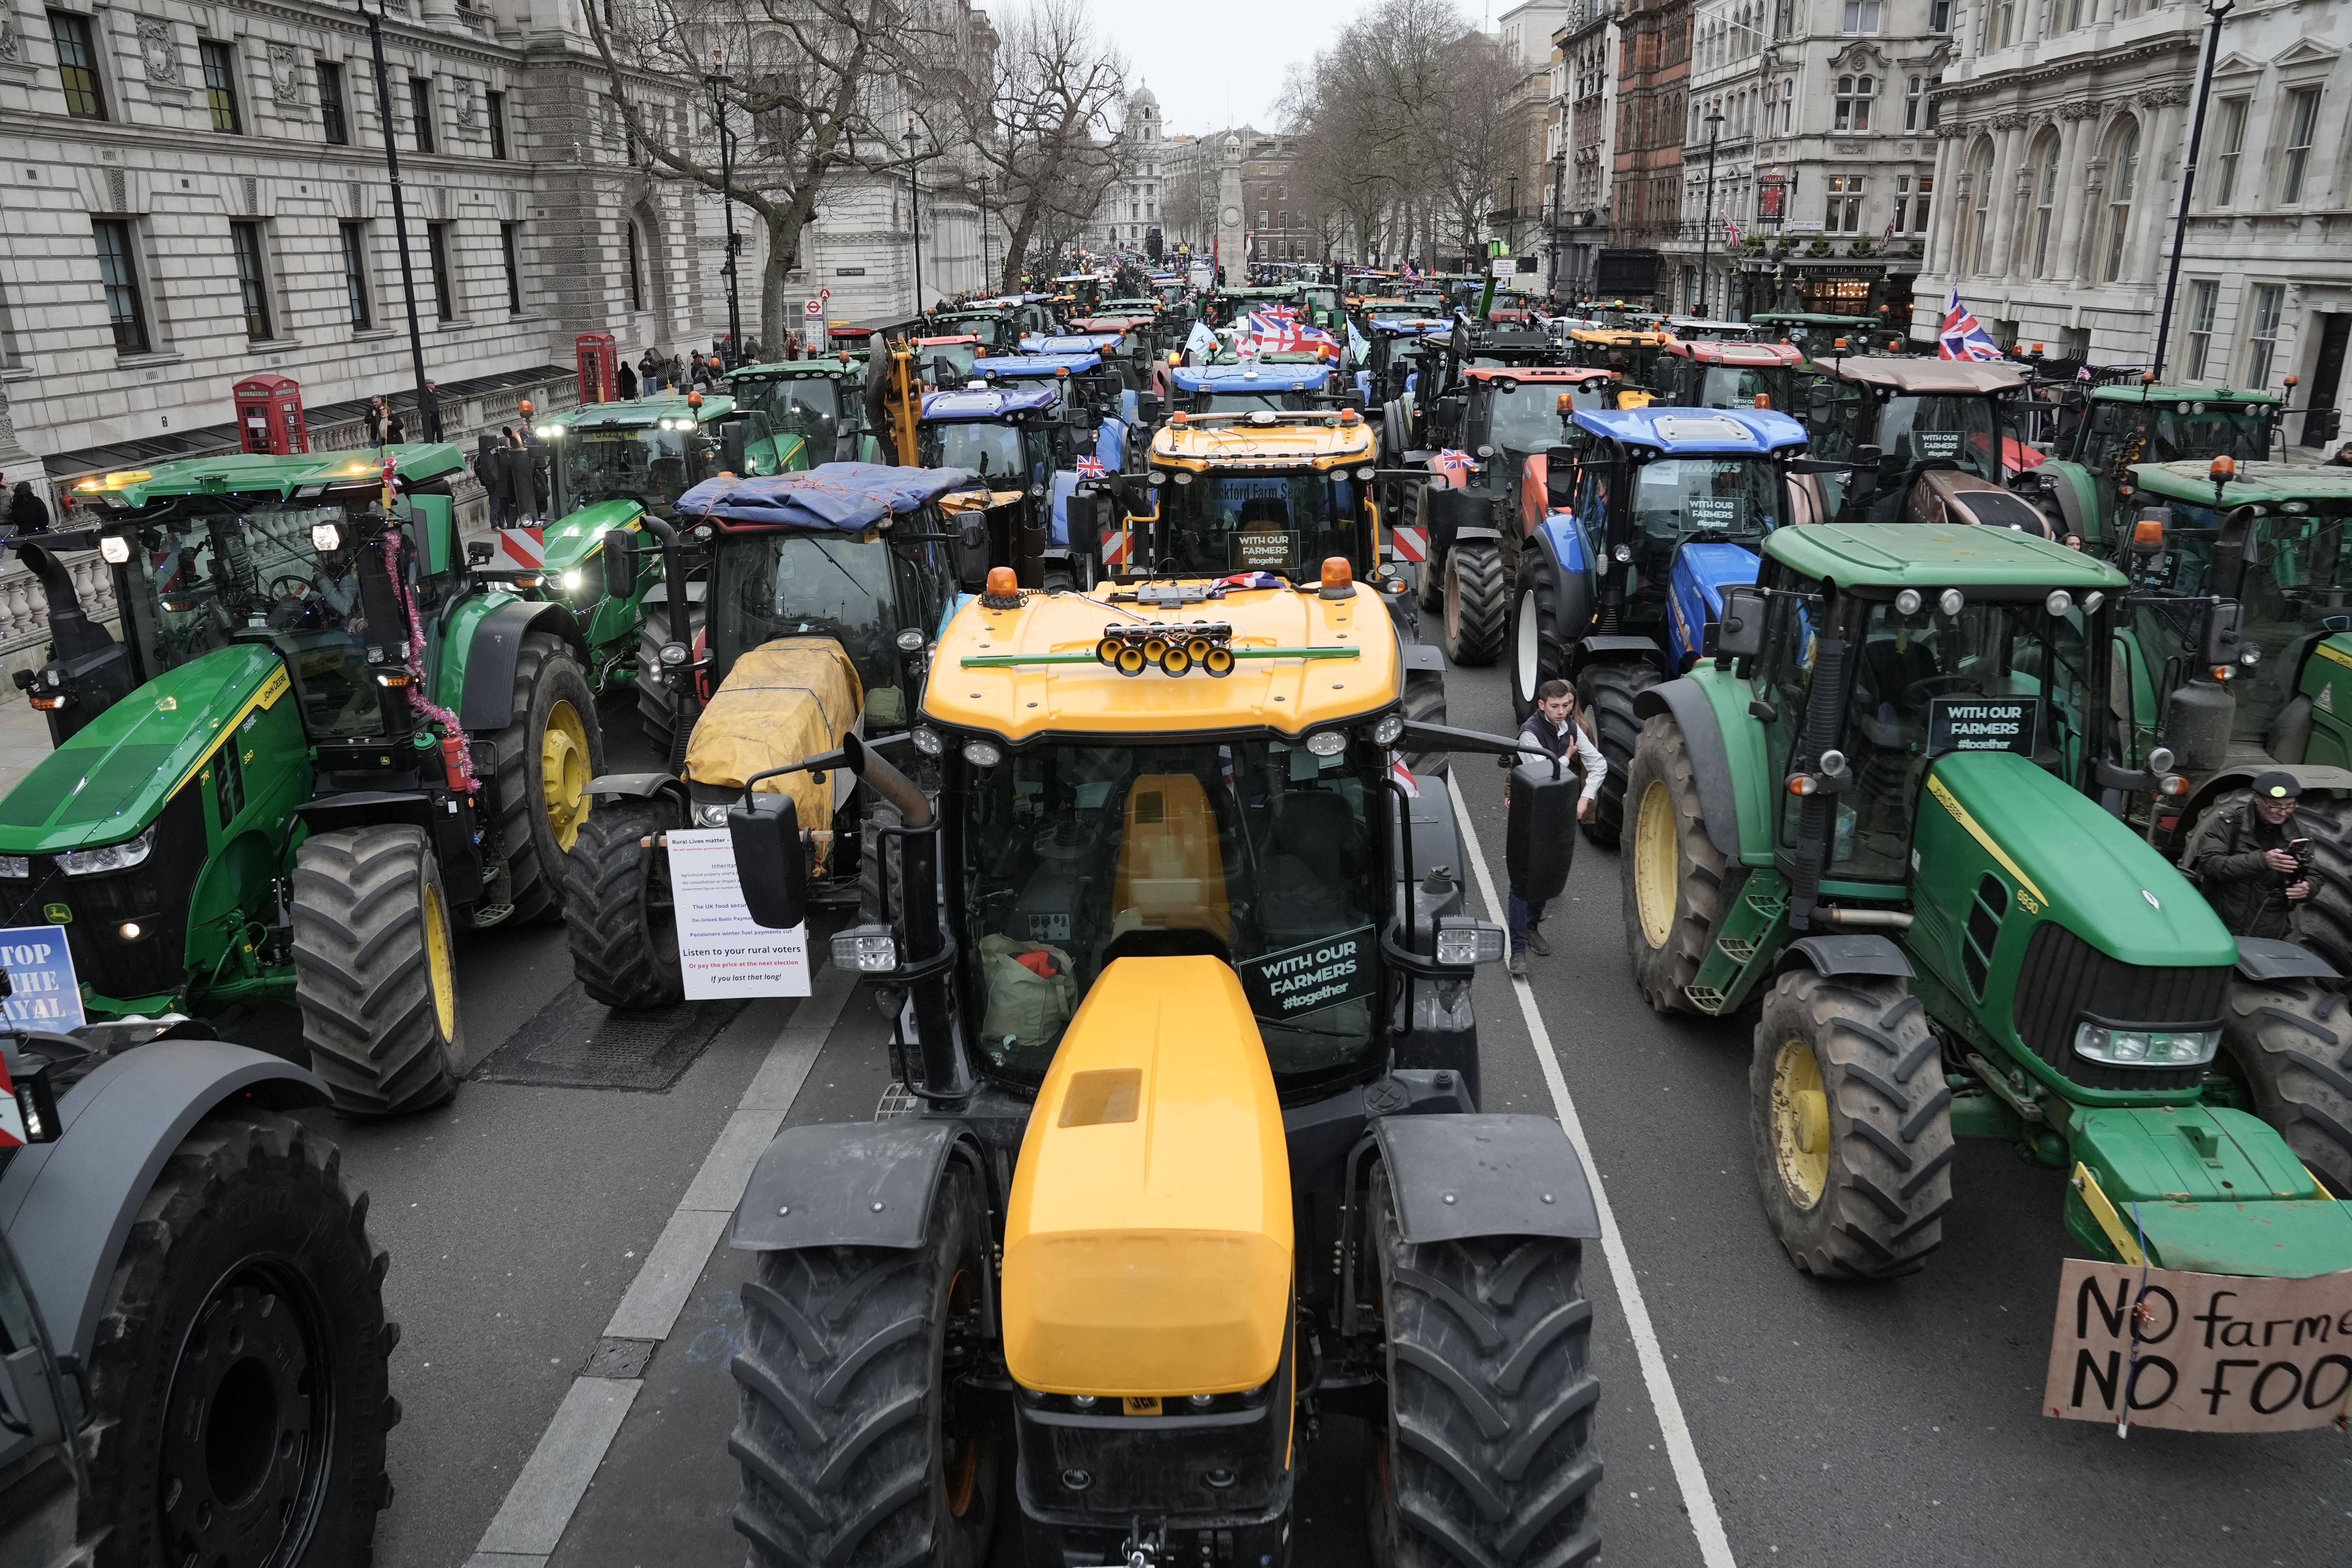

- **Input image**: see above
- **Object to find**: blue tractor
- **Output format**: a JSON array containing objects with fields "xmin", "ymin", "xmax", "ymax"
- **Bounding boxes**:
[
  {"xmin": 1169, "ymin": 361, "xmax": 1333, "ymax": 414},
  {"xmin": 1509, "ymin": 406, "xmax": 1813, "ymax": 843}
]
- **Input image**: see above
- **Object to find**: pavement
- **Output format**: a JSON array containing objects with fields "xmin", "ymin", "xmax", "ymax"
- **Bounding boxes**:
[{"xmin": 77, "ymin": 666, "xmax": 2352, "ymax": 1566}]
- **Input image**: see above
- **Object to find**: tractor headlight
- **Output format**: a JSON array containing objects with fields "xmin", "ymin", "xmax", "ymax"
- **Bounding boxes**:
[
  {"xmin": 1371, "ymin": 712, "xmax": 1405, "ymax": 746},
  {"xmin": 1612, "ymin": 543, "xmax": 1632, "ymax": 563},
  {"xmin": 311, "ymin": 523, "xmax": 343, "ymax": 553},
  {"xmin": 831, "ymin": 924, "xmax": 899, "ymax": 973},
  {"xmin": 911, "ymin": 726, "xmax": 944, "ymax": 756},
  {"xmin": 58, "ymin": 824, "xmax": 156, "ymax": 876},
  {"xmin": 2045, "ymin": 590, "xmax": 2072, "ymax": 616},
  {"xmin": 1434, "ymin": 917, "xmax": 1506, "ymax": 966},
  {"xmin": 99, "ymin": 535, "xmax": 132, "ymax": 565},
  {"xmin": 0, "ymin": 855, "xmax": 28, "ymax": 878},
  {"xmin": 1938, "ymin": 588, "xmax": 1965, "ymax": 616},
  {"xmin": 659, "ymin": 642, "xmax": 690, "ymax": 666},
  {"xmin": 695, "ymin": 802, "xmax": 730, "ymax": 827},
  {"xmin": 2074, "ymin": 1021, "xmax": 2220, "ymax": 1069},
  {"xmin": 563, "ymin": 569, "xmax": 586, "ymax": 593},
  {"xmin": 535, "ymin": 425, "xmax": 561, "ymax": 439},
  {"xmin": 1305, "ymin": 730, "xmax": 1347, "ymax": 757},
  {"xmin": 1895, "ymin": 588, "xmax": 1922, "ymax": 615},
  {"xmin": 962, "ymin": 738, "xmax": 1003, "ymax": 769},
  {"xmin": 896, "ymin": 628, "xmax": 927, "ymax": 653},
  {"xmin": 2083, "ymin": 591, "xmax": 2105, "ymax": 614}
]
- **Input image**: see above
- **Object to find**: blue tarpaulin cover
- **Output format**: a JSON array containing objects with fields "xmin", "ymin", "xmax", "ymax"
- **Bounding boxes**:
[{"xmin": 673, "ymin": 463, "xmax": 974, "ymax": 530}]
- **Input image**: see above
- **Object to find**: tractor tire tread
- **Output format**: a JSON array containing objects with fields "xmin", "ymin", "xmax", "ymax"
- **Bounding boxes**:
[
  {"xmin": 292, "ymin": 826, "xmax": 459, "ymax": 1117},
  {"xmin": 1443, "ymin": 543, "xmax": 1508, "ymax": 668},
  {"xmin": 1621, "ymin": 715, "xmax": 1729, "ymax": 1015},
  {"xmin": 488, "ymin": 631, "xmax": 603, "ymax": 926},
  {"xmin": 1577, "ymin": 663, "xmax": 1662, "ymax": 849},
  {"xmin": 2222, "ymin": 976, "xmax": 2352, "ymax": 1195},
  {"xmin": 562, "ymin": 799, "xmax": 686, "ymax": 1009}
]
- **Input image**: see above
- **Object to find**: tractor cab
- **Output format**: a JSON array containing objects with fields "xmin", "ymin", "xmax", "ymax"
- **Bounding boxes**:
[
  {"xmin": 918, "ymin": 385, "xmax": 1102, "ymax": 591},
  {"xmin": 1663, "ymin": 317, "xmax": 1761, "ymax": 343},
  {"xmin": 1804, "ymin": 357, "xmax": 2037, "ymax": 526},
  {"xmin": 910, "ymin": 334, "xmax": 985, "ymax": 388},
  {"xmin": 724, "ymin": 356, "xmax": 875, "ymax": 464},
  {"xmin": 1653, "ymin": 339, "xmax": 1808, "ymax": 412},
  {"xmin": 1119, "ymin": 409, "xmax": 1386, "ymax": 588},
  {"xmin": 2034, "ymin": 383, "xmax": 2284, "ymax": 548},
  {"xmin": 1565, "ymin": 328, "xmax": 1676, "ymax": 386},
  {"xmin": 1748, "ymin": 312, "xmax": 1881, "ymax": 354},
  {"xmin": 1170, "ymin": 361, "xmax": 1332, "ymax": 416},
  {"xmin": 1052, "ymin": 272, "xmax": 1110, "ymax": 314},
  {"xmin": 1200, "ymin": 287, "xmax": 1293, "ymax": 330},
  {"xmin": 1358, "ymin": 318, "xmax": 1451, "ymax": 410}
]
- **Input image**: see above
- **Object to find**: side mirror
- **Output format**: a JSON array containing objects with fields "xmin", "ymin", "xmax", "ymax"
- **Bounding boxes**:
[
  {"xmin": 2202, "ymin": 600, "xmax": 2245, "ymax": 668},
  {"xmin": 1506, "ymin": 755, "xmax": 1577, "ymax": 904},
  {"xmin": 1717, "ymin": 584, "xmax": 1766, "ymax": 661},
  {"xmin": 605, "ymin": 530, "xmax": 639, "ymax": 597},
  {"xmin": 953, "ymin": 519, "xmax": 991, "ymax": 590},
  {"xmin": 1544, "ymin": 445, "xmax": 1575, "ymax": 511},
  {"xmin": 1806, "ymin": 383, "xmax": 1832, "ymax": 416},
  {"xmin": 720, "ymin": 421, "xmax": 750, "ymax": 477},
  {"xmin": 728, "ymin": 792, "xmax": 808, "ymax": 930}
]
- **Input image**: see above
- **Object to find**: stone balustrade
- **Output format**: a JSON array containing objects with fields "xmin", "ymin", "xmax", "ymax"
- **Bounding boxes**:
[{"xmin": 0, "ymin": 547, "xmax": 119, "ymax": 677}]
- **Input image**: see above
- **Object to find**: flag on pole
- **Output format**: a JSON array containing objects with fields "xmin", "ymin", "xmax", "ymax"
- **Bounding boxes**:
[
  {"xmin": 1938, "ymin": 284, "xmax": 2005, "ymax": 363},
  {"xmin": 1723, "ymin": 218, "xmax": 1742, "ymax": 246},
  {"xmin": 1075, "ymin": 456, "xmax": 1107, "ymax": 478},
  {"xmin": 2076, "ymin": 364, "xmax": 2093, "ymax": 383}
]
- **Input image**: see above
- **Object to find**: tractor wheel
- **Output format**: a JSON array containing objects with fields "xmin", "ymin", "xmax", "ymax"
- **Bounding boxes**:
[
  {"xmin": 77, "ymin": 1107, "xmax": 395, "ymax": 1568},
  {"xmin": 1622, "ymin": 714, "xmax": 1728, "ymax": 1016},
  {"xmin": 1441, "ymin": 542, "xmax": 1507, "ymax": 667},
  {"xmin": 637, "ymin": 601, "xmax": 705, "ymax": 758},
  {"xmin": 1367, "ymin": 1163, "xmax": 1601, "ymax": 1568},
  {"xmin": 1750, "ymin": 969, "xmax": 1956, "ymax": 1279},
  {"xmin": 1400, "ymin": 668, "xmax": 1450, "ymax": 781},
  {"xmin": 2220, "ymin": 975, "xmax": 2352, "ymax": 1196},
  {"xmin": 2287, "ymin": 793, "xmax": 2352, "ymax": 979},
  {"xmin": 563, "ymin": 798, "xmax": 685, "ymax": 1009},
  {"xmin": 292, "ymin": 825, "xmax": 462, "ymax": 1117},
  {"xmin": 1508, "ymin": 554, "xmax": 1571, "ymax": 724},
  {"xmin": 486, "ymin": 630, "xmax": 603, "ymax": 925},
  {"xmin": 1576, "ymin": 662, "xmax": 1662, "ymax": 848},
  {"xmin": 729, "ymin": 1161, "xmax": 998, "ymax": 1568}
]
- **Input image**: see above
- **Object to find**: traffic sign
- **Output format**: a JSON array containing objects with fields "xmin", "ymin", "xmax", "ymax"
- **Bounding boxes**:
[
  {"xmin": 803, "ymin": 299, "xmax": 822, "ymax": 317},
  {"xmin": 819, "ymin": 287, "xmax": 832, "ymax": 301}
]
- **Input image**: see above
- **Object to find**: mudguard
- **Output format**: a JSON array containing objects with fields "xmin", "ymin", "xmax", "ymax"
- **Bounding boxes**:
[
  {"xmin": 584, "ymin": 772, "xmax": 689, "ymax": 806},
  {"xmin": 0, "ymin": 1041, "xmax": 327, "ymax": 1358},
  {"xmin": 1528, "ymin": 509, "xmax": 1588, "ymax": 576},
  {"xmin": 1373, "ymin": 1114, "xmax": 1600, "ymax": 1243},
  {"xmin": 1426, "ymin": 487, "xmax": 1495, "ymax": 563},
  {"xmin": 1775, "ymin": 934, "xmax": 1913, "ymax": 979},
  {"xmin": 1665, "ymin": 541, "xmax": 1764, "ymax": 671},
  {"xmin": 2232, "ymin": 935, "xmax": 2340, "ymax": 983},
  {"xmin": 1634, "ymin": 678, "xmax": 1744, "ymax": 859},
  {"xmin": 2036, "ymin": 459, "xmax": 2100, "ymax": 545},
  {"xmin": 731, "ymin": 1118, "xmax": 976, "ymax": 1251},
  {"xmin": 456, "ymin": 598, "xmax": 587, "ymax": 732},
  {"xmin": 1050, "ymin": 469, "xmax": 1080, "ymax": 548}
]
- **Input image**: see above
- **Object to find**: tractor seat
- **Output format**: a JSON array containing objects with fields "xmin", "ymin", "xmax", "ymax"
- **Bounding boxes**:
[{"xmin": 1110, "ymin": 773, "xmax": 1232, "ymax": 945}]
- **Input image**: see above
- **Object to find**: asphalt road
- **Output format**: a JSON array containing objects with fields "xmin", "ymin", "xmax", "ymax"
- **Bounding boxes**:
[{"xmin": 236, "ymin": 665, "xmax": 2352, "ymax": 1568}]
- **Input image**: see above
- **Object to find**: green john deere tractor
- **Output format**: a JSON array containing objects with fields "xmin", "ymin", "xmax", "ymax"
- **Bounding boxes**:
[
  {"xmin": 2030, "ymin": 383, "xmax": 2282, "ymax": 547},
  {"xmin": 1619, "ymin": 523, "xmax": 2352, "ymax": 1281},
  {"xmin": 0, "ymin": 448, "xmax": 601, "ymax": 1114},
  {"xmin": 724, "ymin": 354, "xmax": 882, "ymax": 466}
]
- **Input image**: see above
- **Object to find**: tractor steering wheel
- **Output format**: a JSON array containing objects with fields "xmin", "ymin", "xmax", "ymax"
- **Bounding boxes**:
[
  {"xmin": 268, "ymin": 573, "xmax": 314, "ymax": 601},
  {"xmin": 1899, "ymin": 673, "xmax": 1977, "ymax": 708}
]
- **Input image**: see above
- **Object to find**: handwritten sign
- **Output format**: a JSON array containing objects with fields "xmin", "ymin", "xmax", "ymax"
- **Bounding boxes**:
[
  {"xmin": 1238, "ymin": 925, "xmax": 1375, "ymax": 1022},
  {"xmin": 2043, "ymin": 1257, "xmax": 2352, "ymax": 1432},
  {"xmin": 1928, "ymin": 695, "xmax": 2038, "ymax": 758},
  {"xmin": 0, "ymin": 926, "xmax": 87, "ymax": 1033},
  {"xmin": 665, "ymin": 830, "xmax": 811, "ymax": 1000}
]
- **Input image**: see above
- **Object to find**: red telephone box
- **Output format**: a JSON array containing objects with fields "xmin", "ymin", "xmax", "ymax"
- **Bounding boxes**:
[
  {"xmin": 576, "ymin": 332, "xmax": 618, "ymax": 405},
  {"xmin": 232, "ymin": 374, "xmax": 309, "ymax": 454}
]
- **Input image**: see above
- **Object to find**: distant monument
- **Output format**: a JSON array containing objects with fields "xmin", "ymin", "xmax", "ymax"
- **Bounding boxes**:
[{"xmin": 1216, "ymin": 133, "xmax": 1245, "ymax": 282}]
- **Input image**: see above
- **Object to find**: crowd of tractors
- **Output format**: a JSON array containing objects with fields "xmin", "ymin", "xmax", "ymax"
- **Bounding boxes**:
[{"xmin": 3, "ymin": 255, "xmax": 2349, "ymax": 1568}]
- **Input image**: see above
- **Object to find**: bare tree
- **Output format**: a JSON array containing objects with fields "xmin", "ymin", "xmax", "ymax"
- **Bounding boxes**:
[
  {"xmin": 938, "ymin": 0, "xmax": 1127, "ymax": 292},
  {"xmin": 581, "ymin": 0, "xmax": 971, "ymax": 347}
]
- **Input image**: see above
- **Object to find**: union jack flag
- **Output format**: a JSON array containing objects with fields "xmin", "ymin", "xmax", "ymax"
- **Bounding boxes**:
[
  {"xmin": 1722, "ymin": 218, "xmax": 1742, "ymax": 245},
  {"xmin": 1430, "ymin": 448, "xmax": 1474, "ymax": 488},
  {"xmin": 1938, "ymin": 283, "xmax": 2005, "ymax": 363},
  {"xmin": 1244, "ymin": 310, "xmax": 1341, "ymax": 361},
  {"xmin": 2076, "ymin": 364, "xmax": 2093, "ymax": 383},
  {"xmin": 1075, "ymin": 456, "xmax": 1107, "ymax": 478}
]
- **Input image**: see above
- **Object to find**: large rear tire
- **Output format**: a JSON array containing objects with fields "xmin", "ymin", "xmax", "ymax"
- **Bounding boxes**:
[
  {"xmin": 2286, "ymin": 793, "xmax": 2352, "ymax": 979},
  {"xmin": 1368, "ymin": 1164, "xmax": 1601, "ymax": 1568},
  {"xmin": 1751, "ymin": 970, "xmax": 1955, "ymax": 1279},
  {"xmin": 2221, "ymin": 975, "xmax": 2352, "ymax": 1196},
  {"xmin": 1508, "ymin": 558, "xmax": 1571, "ymax": 724},
  {"xmin": 1441, "ymin": 542, "xmax": 1507, "ymax": 667},
  {"xmin": 1402, "ymin": 667, "xmax": 1450, "ymax": 780},
  {"xmin": 292, "ymin": 825, "xmax": 462, "ymax": 1117},
  {"xmin": 637, "ymin": 599, "xmax": 705, "ymax": 757},
  {"xmin": 486, "ymin": 630, "xmax": 603, "ymax": 925},
  {"xmin": 563, "ymin": 798, "xmax": 686, "ymax": 1009},
  {"xmin": 729, "ymin": 1163, "xmax": 998, "ymax": 1568},
  {"xmin": 78, "ymin": 1108, "xmax": 395, "ymax": 1568},
  {"xmin": 1576, "ymin": 662, "xmax": 1661, "ymax": 848},
  {"xmin": 1622, "ymin": 715, "xmax": 1729, "ymax": 1015}
]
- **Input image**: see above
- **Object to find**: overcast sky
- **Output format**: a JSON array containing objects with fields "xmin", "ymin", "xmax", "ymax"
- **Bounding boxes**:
[{"xmin": 976, "ymin": 1, "xmax": 1394, "ymax": 140}]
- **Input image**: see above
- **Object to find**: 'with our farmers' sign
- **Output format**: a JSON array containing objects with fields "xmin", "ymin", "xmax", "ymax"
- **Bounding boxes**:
[
  {"xmin": 1927, "ymin": 696, "xmax": 2038, "ymax": 758},
  {"xmin": 2043, "ymin": 1257, "xmax": 2352, "ymax": 1432},
  {"xmin": 1239, "ymin": 925, "xmax": 1375, "ymax": 1022}
]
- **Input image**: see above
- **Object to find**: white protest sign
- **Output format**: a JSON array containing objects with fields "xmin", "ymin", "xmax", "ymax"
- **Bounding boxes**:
[
  {"xmin": 0, "ymin": 925, "xmax": 87, "ymax": 1032},
  {"xmin": 665, "ymin": 829, "xmax": 812, "ymax": 999}
]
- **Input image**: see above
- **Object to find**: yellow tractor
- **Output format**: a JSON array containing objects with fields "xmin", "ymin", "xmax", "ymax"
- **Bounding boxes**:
[{"xmin": 717, "ymin": 563, "xmax": 1604, "ymax": 1566}]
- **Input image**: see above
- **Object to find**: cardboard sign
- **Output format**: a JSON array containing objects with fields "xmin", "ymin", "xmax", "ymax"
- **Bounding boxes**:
[
  {"xmin": 0, "ymin": 926, "xmax": 87, "ymax": 1033},
  {"xmin": 1238, "ymin": 925, "xmax": 1376, "ymax": 1022},
  {"xmin": 665, "ymin": 830, "xmax": 812, "ymax": 1000},
  {"xmin": 2043, "ymin": 1257, "xmax": 2352, "ymax": 1432},
  {"xmin": 1927, "ymin": 695, "xmax": 2038, "ymax": 758}
]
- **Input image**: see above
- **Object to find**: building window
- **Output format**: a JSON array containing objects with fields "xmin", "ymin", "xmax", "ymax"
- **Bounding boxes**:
[
  {"xmin": 1991, "ymin": 0, "xmax": 2017, "ymax": 47},
  {"xmin": 2031, "ymin": 136, "xmax": 2061, "ymax": 276},
  {"xmin": 487, "ymin": 91, "xmax": 508, "ymax": 159},
  {"xmin": 1891, "ymin": 174, "xmax": 1911, "ymax": 234},
  {"xmin": 1825, "ymin": 174, "xmax": 1864, "ymax": 233},
  {"xmin": 2184, "ymin": 279, "xmax": 2218, "ymax": 381},
  {"xmin": 2210, "ymin": 98, "xmax": 2247, "ymax": 206},
  {"xmin": 2104, "ymin": 121, "xmax": 2138, "ymax": 282},
  {"xmin": 1965, "ymin": 143, "xmax": 1994, "ymax": 274},
  {"xmin": 410, "ymin": 77, "xmax": 436, "ymax": 155},
  {"xmin": 339, "ymin": 222, "xmax": 372, "ymax": 328},
  {"xmin": 426, "ymin": 222, "xmax": 455, "ymax": 320},
  {"xmin": 1904, "ymin": 76, "xmax": 1923, "ymax": 131},
  {"xmin": 2281, "ymin": 88, "xmax": 2322, "ymax": 205},
  {"xmin": 1780, "ymin": 78, "xmax": 1794, "ymax": 135},
  {"xmin": 1929, "ymin": 0, "xmax": 1951, "ymax": 29},
  {"xmin": 319, "ymin": 60, "xmax": 348, "ymax": 145},
  {"xmin": 2245, "ymin": 282, "xmax": 2285, "ymax": 388},
  {"xmin": 230, "ymin": 221, "xmax": 272, "ymax": 339},
  {"xmin": 500, "ymin": 222, "xmax": 522, "ymax": 315},
  {"xmin": 1840, "ymin": 0, "xmax": 1882, "ymax": 32},
  {"xmin": 93, "ymin": 219, "xmax": 150, "ymax": 355},
  {"xmin": 200, "ymin": 40, "xmax": 243, "ymax": 134},
  {"xmin": 1834, "ymin": 76, "xmax": 1873, "ymax": 132},
  {"xmin": 1913, "ymin": 174, "xmax": 1933, "ymax": 234},
  {"xmin": 49, "ymin": 11, "xmax": 107, "ymax": 120},
  {"xmin": 625, "ymin": 222, "xmax": 644, "ymax": 312}
]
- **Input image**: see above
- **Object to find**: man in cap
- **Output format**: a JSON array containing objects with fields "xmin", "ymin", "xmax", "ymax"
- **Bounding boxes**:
[{"xmin": 2188, "ymin": 771, "xmax": 2314, "ymax": 939}]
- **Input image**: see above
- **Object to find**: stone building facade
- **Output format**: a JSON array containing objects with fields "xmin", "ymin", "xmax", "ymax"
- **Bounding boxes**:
[
  {"xmin": 1551, "ymin": 1, "xmax": 1623, "ymax": 296},
  {"xmin": 1913, "ymin": 0, "xmax": 2350, "ymax": 442},
  {"xmin": 1611, "ymin": 0, "xmax": 1695, "ymax": 296}
]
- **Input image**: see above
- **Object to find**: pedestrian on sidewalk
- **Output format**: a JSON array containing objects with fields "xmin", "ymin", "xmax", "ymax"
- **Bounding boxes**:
[
  {"xmin": 2328, "ymin": 441, "xmax": 2352, "ymax": 468},
  {"xmin": 365, "ymin": 396, "xmax": 388, "ymax": 445},
  {"xmin": 640, "ymin": 348, "xmax": 663, "ymax": 393},
  {"xmin": 478, "ymin": 433, "xmax": 508, "ymax": 527},
  {"xmin": 1503, "ymin": 678, "xmax": 1604, "ymax": 976},
  {"xmin": 617, "ymin": 358, "xmax": 640, "ymax": 401},
  {"xmin": 383, "ymin": 405, "xmax": 409, "ymax": 444},
  {"xmin": 7, "ymin": 479, "xmax": 50, "ymax": 536},
  {"xmin": 421, "ymin": 382, "xmax": 445, "ymax": 442}
]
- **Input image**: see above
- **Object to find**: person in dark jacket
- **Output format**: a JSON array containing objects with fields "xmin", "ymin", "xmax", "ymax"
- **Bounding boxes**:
[
  {"xmin": 365, "ymin": 396, "xmax": 388, "ymax": 445},
  {"xmin": 420, "ymin": 381, "xmax": 444, "ymax": 442},
  {"xmin": 479, "ymin": 434, "xmax": 508, "ymax": 527},
  {"xmin": 8, "ymin": 480, "xmax": 51, "ymax": 535},
  {"xmin": 617, "ymin": 358, "xmax": 640, "ymax": 400},
  {"xmin": 2189, "ymin": 771, "xmax": 2314, "ymax": 939},
  {"xmin": 1499, "ymin": 679, "xmax": 1606, "ymax": 976}
]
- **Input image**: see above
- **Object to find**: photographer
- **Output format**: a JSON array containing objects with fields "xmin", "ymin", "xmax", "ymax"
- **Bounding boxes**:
[{"xmin": 2188, "ymin": 771, "xmax": 2314, "ymax": 940}]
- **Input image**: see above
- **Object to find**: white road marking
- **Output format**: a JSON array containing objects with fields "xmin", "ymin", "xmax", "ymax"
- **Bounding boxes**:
[
  {"xmin": 1445, "ymin": 772, "xmax": 1737, "ymax": 1568},
  {"xmin": 462, "ymin": 963, "xmax": 856, "ymax": 1567}
]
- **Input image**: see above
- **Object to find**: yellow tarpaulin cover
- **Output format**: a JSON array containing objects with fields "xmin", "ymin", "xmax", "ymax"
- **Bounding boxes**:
[{"xmin": 684, "ymin": 637, "xmax": 863, "ymax": 846}]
